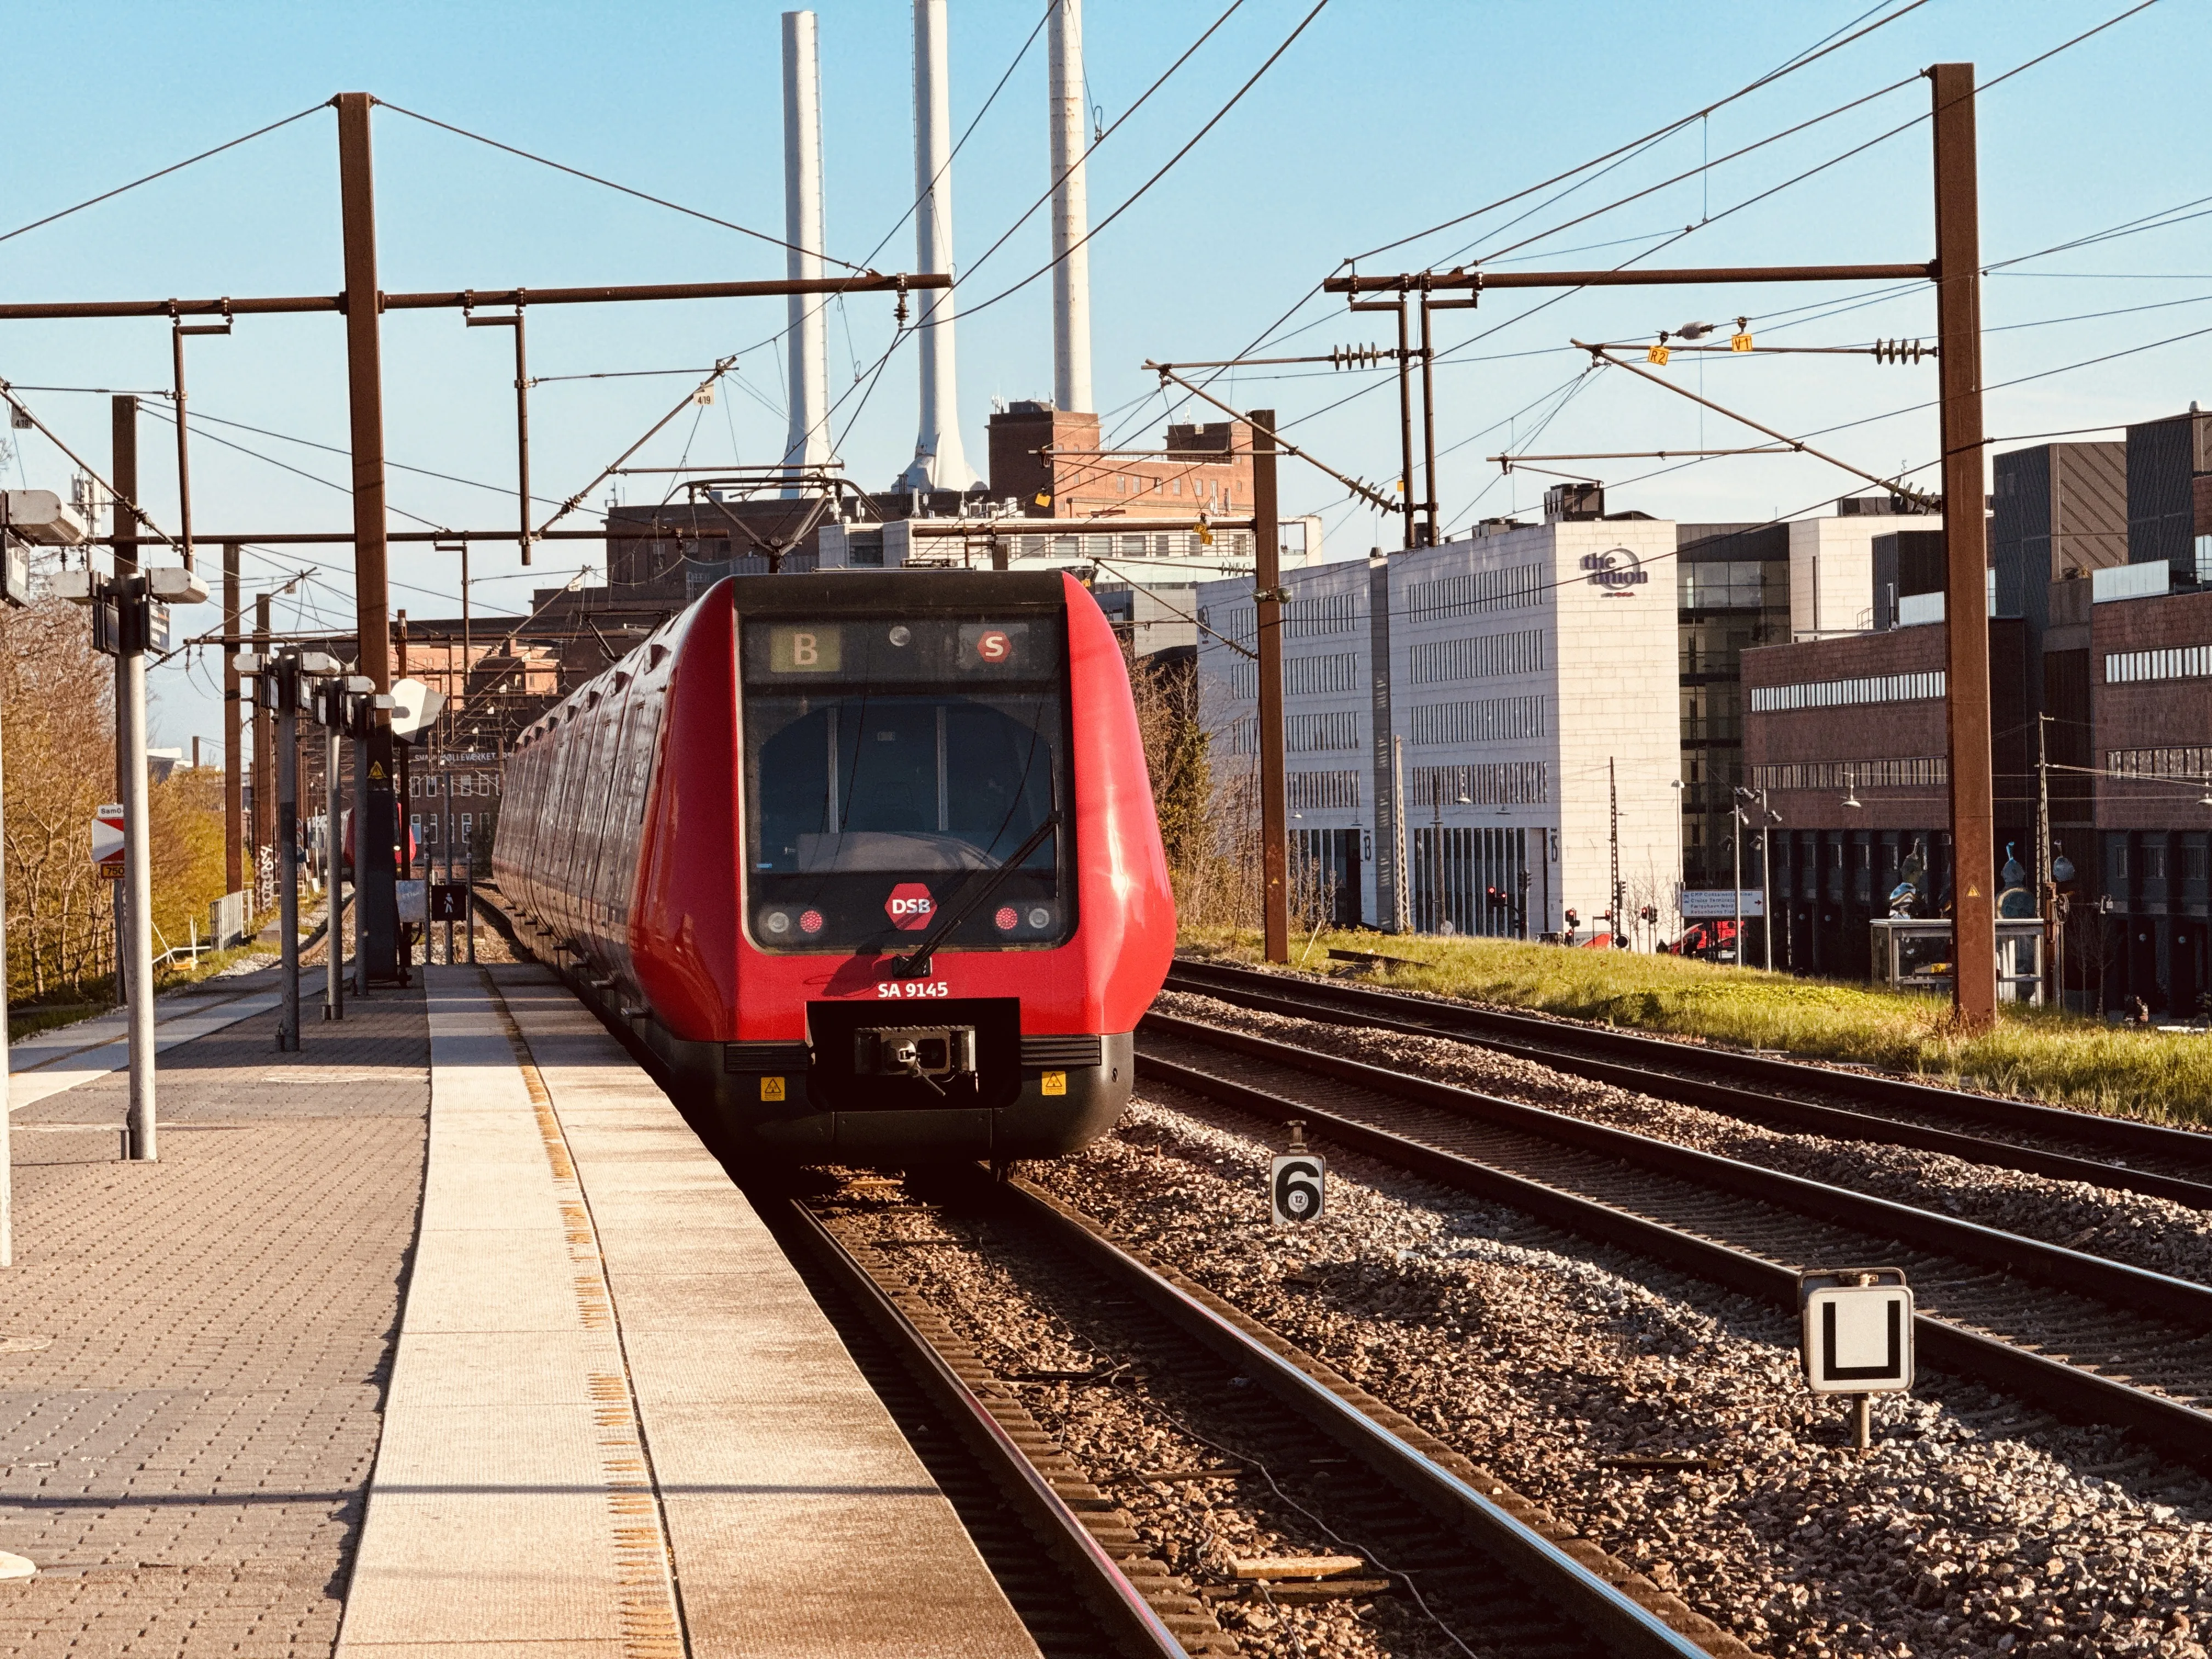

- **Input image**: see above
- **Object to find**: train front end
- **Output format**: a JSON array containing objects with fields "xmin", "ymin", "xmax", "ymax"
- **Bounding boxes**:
[{"xmin": 639, "ymin": 569, "xmax": 1173, "ymax": 1161}]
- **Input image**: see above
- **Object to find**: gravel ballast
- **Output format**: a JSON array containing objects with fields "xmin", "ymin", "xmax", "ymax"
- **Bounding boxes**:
[
  {"xmin": 1028, "ymin": 1085, "xmax": 2212, "ymax": 1658},
  {"xmin": 828, "ymin": 1190, "xmax": 1497, "ymax": 1658},
  {"xmin": 1155, "ymin": 991, "xmax": 2212, "ymax": 1289}
]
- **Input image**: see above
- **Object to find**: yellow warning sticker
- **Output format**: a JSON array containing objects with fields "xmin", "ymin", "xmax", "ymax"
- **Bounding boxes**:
[
  {"xmin": 760, "ymin": 1076, "xmax": 787, "ymax": 1102},
  {"xmin": 1041, "ymin": 1071, "xmax": 1067, "ymax": 1096}
]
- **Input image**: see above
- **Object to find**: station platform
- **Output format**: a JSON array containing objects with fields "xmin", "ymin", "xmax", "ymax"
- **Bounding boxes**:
[{"xmin": 0, "ymin": 962, "xmax": 1039, "ymax": 1658}]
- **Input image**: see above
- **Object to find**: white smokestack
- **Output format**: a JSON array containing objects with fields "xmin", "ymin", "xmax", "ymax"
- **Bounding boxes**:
[
  {"xmin": 1047, "ymin": 0, "xmax": 1093, "ymax": 414},
  {"xmin": 900, "ymin": 0, "xmax": 980, "ymax": 493},
  {"xmin": 782, "ymin": 10, "xmax": 833, "ymax": 489}
]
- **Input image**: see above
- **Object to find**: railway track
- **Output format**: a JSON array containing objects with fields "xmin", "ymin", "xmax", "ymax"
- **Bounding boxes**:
[
  {"xmin": 781, "ymin": 1170, "xmax": 1734, "ymax": 1659},
  {"xmin": 1165, "ymin": 957, "xmax": 2212, "ymax": 1211},
  {"xmin": 1139, "ymin": 1008, "xmax": 2212, "ymax": 1475}
]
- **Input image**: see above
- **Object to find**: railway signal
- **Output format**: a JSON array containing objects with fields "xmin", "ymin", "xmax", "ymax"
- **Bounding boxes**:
[
  {"xmin": 1271, "ymin": 1121, "xmax": 1325, "ymax": 1224},
  {"xmin": 238, "ymin": 648, "xmax": 343, "ymax": 1049},
  {"xmin": 1800, "ymin": 1267, "xmax": 1914, "ymax": 1453},
  {"xmin": 55, "ymin": 560, "xmax": 208, "ymax": 1163}
]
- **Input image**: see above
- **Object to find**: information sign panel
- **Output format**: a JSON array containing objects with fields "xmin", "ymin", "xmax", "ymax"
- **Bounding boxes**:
[
  {"xmin": 1270, "ymin": 1153, "xmax": 1325, "ymax": 1223},
  {"xmin": 1800, "ymin": 1267, "xmax": 1914, "ymax": 1395}
]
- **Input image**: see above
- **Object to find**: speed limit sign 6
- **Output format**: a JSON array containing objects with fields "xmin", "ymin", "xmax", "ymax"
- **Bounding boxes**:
[{"xmin": 1271, "ymin": 1153, "xmax": 1325, "ymax": 1223}]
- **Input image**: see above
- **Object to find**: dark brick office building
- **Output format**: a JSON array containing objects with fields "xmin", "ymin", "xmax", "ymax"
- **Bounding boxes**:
[{"xmin": 1742, "ymin": 414, "xmax": 2212, "ymax": 1011}]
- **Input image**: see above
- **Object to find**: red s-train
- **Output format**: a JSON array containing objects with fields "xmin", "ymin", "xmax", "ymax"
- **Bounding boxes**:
[{"xmin": 492, "ymin": 570, "xmax": 1175, "ymax": 1159}]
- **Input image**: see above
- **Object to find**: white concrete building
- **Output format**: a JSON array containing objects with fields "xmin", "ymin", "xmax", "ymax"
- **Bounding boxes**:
[
  {"xmin": 1198, "ymin": 518, "xmax": 1684, "ymax": 944},
  {"xmin": 1788, "ymin": 510, "xmax": 1945, "ymax": 640}
]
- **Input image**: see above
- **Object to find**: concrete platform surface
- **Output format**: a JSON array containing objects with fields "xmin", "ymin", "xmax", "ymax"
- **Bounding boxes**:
[
  {"xmin": 336, "ymin": 965, "xmax": 1040, "ymax": 1659},
  {"xmin": 0, "ymin": 978, "xmax": 431, "ymax": 1655},
  {"xmin": 9, "ymin": 984, "xmax": 284, "ymax": 1115}
]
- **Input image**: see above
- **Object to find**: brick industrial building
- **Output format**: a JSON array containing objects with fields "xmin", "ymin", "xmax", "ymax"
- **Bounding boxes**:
[{"xmin": 1743, "ymin": 409, "xmax": 2212, "ymax": 1012}]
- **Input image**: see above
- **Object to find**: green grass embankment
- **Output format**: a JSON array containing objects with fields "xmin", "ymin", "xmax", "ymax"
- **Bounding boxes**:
[{"xmin": 1177, "ymin": 927, "xmax": 2212, "ymax": 1127}]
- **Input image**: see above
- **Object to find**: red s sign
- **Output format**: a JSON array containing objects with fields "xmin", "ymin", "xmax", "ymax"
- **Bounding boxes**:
[
  {"xmin": 885, "ymin": 883, "xmax": 935, "ymax": 930},
  {"xmin": 975, "ymin": 629, "xmax": 1011, "ymax": 663}
]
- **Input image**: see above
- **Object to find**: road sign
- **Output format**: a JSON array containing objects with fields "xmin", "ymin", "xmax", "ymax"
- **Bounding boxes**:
[
  {"xmin": 1680, "ymin": 889, "xmax": 1764, "ymax": 919},
  {"xmin": 1801, "ymin": 1268, "xmax": 1914, "ymax": 1395},
  {"xmin": 1271, "ymin": 1152, "xmax": 1325, "ymax": 1223},
  {"xmin": 92, "ymin": 804, "xmax": 125, "ymax": 877}
]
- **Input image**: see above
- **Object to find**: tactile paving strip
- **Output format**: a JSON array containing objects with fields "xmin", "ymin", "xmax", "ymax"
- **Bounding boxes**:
[{"xmin": 485, "ymin": 977, "xmax": 689, "ymax": 1659}]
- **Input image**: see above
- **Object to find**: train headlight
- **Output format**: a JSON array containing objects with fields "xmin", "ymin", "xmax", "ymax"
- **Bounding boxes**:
[
  {"xmin": 1026, "ymin": 906, "xmax": 1052, "ymax": 930},
  {"xmin": 764, "ymin": 910, "xmax": 792, "ymax": 937},
  {"xmin": 887, "ymin": 625, "xmax": 911, "ymax": 647}
]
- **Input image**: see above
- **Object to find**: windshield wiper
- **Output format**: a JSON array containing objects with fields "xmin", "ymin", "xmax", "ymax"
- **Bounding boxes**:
[{"xmin": 887, "ymin": 811, "xmax": 1062, "ymax": 979}]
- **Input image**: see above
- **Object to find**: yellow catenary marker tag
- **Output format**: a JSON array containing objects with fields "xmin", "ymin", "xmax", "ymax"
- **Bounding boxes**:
[
  {"xmin": 1041, "ymin": 1071, "xmax": 1067, "ymax": 1096},
  {"xmin": 760, "ymin": 1076, "xmax": 787, "ymax": 1102},
  {"xmin": 1646, "ymin": 345, "xmax": 1671, "ymax": 366},
  {"xmin": 1731, "ymin": 332, "xmax": 1754, "ymax": 352}
]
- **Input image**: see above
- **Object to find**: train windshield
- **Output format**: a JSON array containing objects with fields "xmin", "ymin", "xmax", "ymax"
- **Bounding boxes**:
[{"xmin": 740, "ymin": 616, "xmax": 1070, "ymax": 953}]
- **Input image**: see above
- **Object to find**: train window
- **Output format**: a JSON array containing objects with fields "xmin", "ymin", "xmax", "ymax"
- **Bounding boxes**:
[{"xmin": 740, "ymin": 616, "xmax": 1070, "ymax": 953}]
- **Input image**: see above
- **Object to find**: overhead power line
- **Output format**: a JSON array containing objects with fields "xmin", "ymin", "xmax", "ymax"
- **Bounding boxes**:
[
  {"xmin": 1353, "ymin": 0, "xmax": 1933, "ymax": 264},
  {"xmin": 1267, "ymin": 1, "xmax": 2170, "ymax": 492},
  {"xmin": 377, "ymin": 99, "xmax": 873, "ymax": 274},
  {"xmin": 949, "ymin": 0, "xmax": 1254, "ymax": 298},
  {"xmin": 0, "ymin": 101, "xmax": 328, "ymax": 250}
]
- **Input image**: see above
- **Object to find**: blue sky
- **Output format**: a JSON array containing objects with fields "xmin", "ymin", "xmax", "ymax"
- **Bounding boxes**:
[{"xmin": 0, "ymin": 1, "xmax": 2204, "ymax": 750}]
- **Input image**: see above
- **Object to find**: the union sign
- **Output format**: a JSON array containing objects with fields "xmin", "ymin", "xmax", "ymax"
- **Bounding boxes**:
[{"xmin": 1580, "ymin": 547, "xmax": 1649, "ymax": 592}]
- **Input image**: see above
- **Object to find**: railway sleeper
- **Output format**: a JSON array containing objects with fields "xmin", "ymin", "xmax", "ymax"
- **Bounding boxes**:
[
  {"xmin": 787, "ymin": 1204, "xmax": 1236, "ymax": 1658},
  {"xmin": 1136, "ymin": 1046, "xmax": 2212, "ymax": 1476},
  {"xmin": 1164, "ymin": 968, "xmax": 2212, "ymax": 1212},
  {"xmin": 1007, "ymin": 1178, "xmax": 1747, "ymax": 1659},
  {"xmin": 1166, "ymin": 960, "xmax": 2212, "ymax": 1176},
  {"xmin": 1146, "ymin": 1012, "xmax": 2212, "ymax": 1328}
]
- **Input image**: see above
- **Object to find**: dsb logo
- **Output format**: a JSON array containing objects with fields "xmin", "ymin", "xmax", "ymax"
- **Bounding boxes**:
[{"xmin": 885, "ymin": 883, "xmax": 935, "ymax": 930}]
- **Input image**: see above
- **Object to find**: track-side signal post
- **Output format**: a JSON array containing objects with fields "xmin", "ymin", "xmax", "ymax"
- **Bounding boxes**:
[
  {"xmin": 313, "ymin": 675, "xmax": 363, "ymax": 1020},
  {"xmin": 56, "ymin": 560, "xmax": 209, "ymax": 1158},
  {"xmin": 336, "ymin": 92, "xmax": 402, "ymax": 988},
  {"xmin": 241, "ymin": 649, "xmax": 343, "ymax": 1051},
  {"xmin": 463, "ymin": 308, "xmax": 532, "ymax": 564},
  {"xmin": 0, "ymin": 493, "xmax": 44, "ymax": 1263},
  {"xmin": 222, "ymin": 543, "xmax": 243, "ymax": 894},
  {"xmin": 1931, "ymin": 61, "xmax": 1996, "ymax": 1028},
  {"xmin": 1251, "ymin": 409, "xmax": 1289, "ymax": 963}
]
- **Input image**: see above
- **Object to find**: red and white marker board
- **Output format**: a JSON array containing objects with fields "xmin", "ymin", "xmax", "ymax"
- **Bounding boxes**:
[{"xmin": 92, "ymin": 804, "xmax": 125, "ymax": 879}]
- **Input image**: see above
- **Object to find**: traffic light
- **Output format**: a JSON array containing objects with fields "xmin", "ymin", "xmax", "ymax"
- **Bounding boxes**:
[{"xmin": 1485, "ymin": 885, "xmax": 1506, "ymax": 913}]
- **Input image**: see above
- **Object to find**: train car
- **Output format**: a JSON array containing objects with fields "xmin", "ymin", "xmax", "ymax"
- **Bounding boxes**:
[{"xmin": 492, "ymin": 569, "xmax": 1175, "ymax": 1161}]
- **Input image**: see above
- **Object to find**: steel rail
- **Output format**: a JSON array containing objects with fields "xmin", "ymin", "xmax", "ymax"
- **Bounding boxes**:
[
  {"xmin": 1152, "ymin": 1011, "xmax": 2212, "ymax": 1323},
  {"xmin": 1166, "ymin": 958, "xmax": 2212, "ymax": 1194},
  {"xmin": 1163, "ymin": 961, "xmax": 2212, "ymax": 1211},
  {"xmin": 781, "ymin": 1198, "xmax": 1192, "ymax": 1659},
  {"xmin": 1137, "ymin": 1025, "xmax": 2212, "ymax": 1470},
  {"xmin": 999, "ymin": 1181, "xmax": 1722, "ymax": 1658}
]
